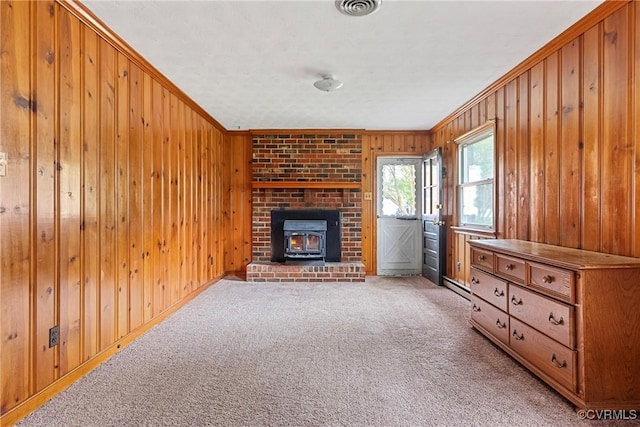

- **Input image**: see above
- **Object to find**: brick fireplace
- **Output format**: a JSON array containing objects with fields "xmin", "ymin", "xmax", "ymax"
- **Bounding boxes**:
[{"xmin": 246, "ymin": 133, "xmax": 365, "ymax": 282}]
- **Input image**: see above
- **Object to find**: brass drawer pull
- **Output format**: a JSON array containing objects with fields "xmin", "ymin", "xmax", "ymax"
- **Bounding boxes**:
[
  {"xmin": 551, "ymin": 353, "xmax": 567, "ymax": 368},
  {"xmin": 505, "ymin": 263, "xmax": 514, "ymax": 271},
  {"xmin": 471, "ymin": 277, "xmax": 479, "ymax": 284},
  {"xmin": 512, "ymin": 330, "xmax": 524, "ymax": 340},
  {"xmin": 478, "ymin": 255, "xmax": 486, "ymax": 261},
  {"xmin": 494, "ymin": 288, "xmax": 504, "ymax": 297},
  {"xmin": 472, "ymin": 304, "xmax": 481, "ymax": 312},
  {"xmin": 496, "ymin": 319, "xmax": 506, "ymax": 329},
  {"xmin": 511, "ymin": 296, "xmax": 523, "ymax": 306},
  {"xmin": 542, "ymin": 275, "xmax": 554, "ymax": 283},
  {"xmin": 548, "ymin": 312, "xmax": 564, "ymax": 325}
]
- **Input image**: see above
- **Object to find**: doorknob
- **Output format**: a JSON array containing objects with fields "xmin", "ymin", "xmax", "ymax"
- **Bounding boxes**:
[{"xmin": 433, "ymin": 220, "xmax": 445, "ymax": 226}]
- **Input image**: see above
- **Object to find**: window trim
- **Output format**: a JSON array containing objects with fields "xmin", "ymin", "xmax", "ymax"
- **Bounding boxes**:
[{"xmin": 454, "ymin": 120, "xmax": 496, "ymax": 231}]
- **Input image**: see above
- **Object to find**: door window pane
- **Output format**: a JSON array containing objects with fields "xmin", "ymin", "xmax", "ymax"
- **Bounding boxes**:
[
  {"xmin": 423, "ymin": 187, "xmax": 432, "ymax": 216},
  {"xmin": 381, "ymin": 164, "xmax": 416, "ymax": 216}
]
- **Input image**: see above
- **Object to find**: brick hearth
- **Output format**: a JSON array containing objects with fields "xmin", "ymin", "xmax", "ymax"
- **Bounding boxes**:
[
  {"xmin": 246, "ymin": 262, "xmax": 365, "ymax": 282},
  {"xmin": 250, "ymin": 133, "xmax": 364, "ymax": 282}
]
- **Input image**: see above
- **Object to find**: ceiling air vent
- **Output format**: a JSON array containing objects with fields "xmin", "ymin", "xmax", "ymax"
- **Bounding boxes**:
[{"xmin": 335, "ymin": 0, "xmax": 381, "ymax": 17}]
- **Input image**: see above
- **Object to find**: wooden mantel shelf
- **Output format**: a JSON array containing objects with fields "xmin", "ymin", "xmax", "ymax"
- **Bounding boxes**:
[{"xmin": 252, "ymin": 181, "xmax": 361, "ymax": 189}]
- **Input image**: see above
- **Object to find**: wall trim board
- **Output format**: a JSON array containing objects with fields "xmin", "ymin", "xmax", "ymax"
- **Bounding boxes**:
[
  {"xmin": 361, "ymin": 130, "xmax": 430, "ymax": 136},
  {"xmin": 246, "ymin": 129, "xmax": 430, "ymax": 135},
  {"xmin": 56, "ymin": 0, "xmax": 227, "ymax": 133},
  {"xmin": 226, "ymin": 130, "xmax": 253, "ymax": 137},
  {"xmin": 248, "ymin": 129, "xmax": 366, "ymax": 135},
  {"xmin": 0, "ymin": 275, "xmax": 224, "ymax": 427},
  {"xmin": 430, "ymin": 0, "xmax": 630, "ymax": 133}
]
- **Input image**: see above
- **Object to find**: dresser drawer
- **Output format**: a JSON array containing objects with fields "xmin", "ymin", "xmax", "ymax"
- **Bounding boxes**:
[
  {"xmin": 496, "ymin": 254, "xmax": 525, "ymax": 283},
  {"xmin": 510, "ymin": 318, "xmax": 577, "ymax": 393},
  {"xmin": 528, "ymin": 262, "xmax": 574, "ymax": 303},
  {"xmin": 508, "ymin": 284, "xmax": 574, "ymax": 348},
  {"xmin": 471, "ymin": 295, "xmax": 509, "ymax": 345},
  {"xmin": 470, "ymin": 267, "xmax": 508, "ymax": 312},
  {"xmin": 470, "ymin": 247, "xmax": 494, "ymax": 271}
]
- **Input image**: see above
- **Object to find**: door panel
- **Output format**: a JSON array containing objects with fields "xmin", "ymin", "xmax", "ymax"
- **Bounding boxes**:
[
  {"xmin": 422, "ymin": 148, "xmax": 445, "ymax": 285},
  {"xmin": 377, "ymin": 158, "xmax": 422, "ymax": 275}
]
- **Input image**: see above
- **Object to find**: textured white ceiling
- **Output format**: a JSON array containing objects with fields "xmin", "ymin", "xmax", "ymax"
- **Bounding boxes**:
[{"xmin": 83, "ymin": 0, "xmax": 603, "ymax": 131}]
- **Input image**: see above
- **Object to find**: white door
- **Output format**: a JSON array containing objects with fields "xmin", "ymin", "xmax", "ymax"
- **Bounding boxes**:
[{"xmin": 377, "ymin": 157, "xmax": 422, "ymax": 275}]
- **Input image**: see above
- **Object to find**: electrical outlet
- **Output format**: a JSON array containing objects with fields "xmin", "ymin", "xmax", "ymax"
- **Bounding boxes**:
[
  {"xmin": 49, "ymin": 325, "xmax": 60, "ymax": 348},
  {"xmin": 0, "ymin": 152, "xmax": 7, "ymax": 177},
  {"xmin": 363, "ymin": 192, "xmax": 372, "ymax": 201}
]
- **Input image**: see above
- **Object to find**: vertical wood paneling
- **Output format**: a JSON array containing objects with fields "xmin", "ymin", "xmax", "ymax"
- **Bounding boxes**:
[
  {"xmin": 33, "ymin": 0, "xmax": 57, "ymax": 391},
  {"xmin": 544, "ymin": 52, "xmax": 561, "ymax": 245},
  {"xmin": 504, "ymin": 80, "xmax": 518, "ymax": 238},
  {"xmin": 184, "ymin": 108, "xmax": 194, "ymax": 294},
  {"xmin": 241, "ymin": 135, "xmax": 252, "ymax": 274},
  {"xmin": 98, "ymin": 38, "xmax": 116, "ymax": 351},
  {"xmin": 582, "ymin": 24, "xmax": 603, "ymax": 252},
  {"xmin": 602, "ymin": 7, "xmax": 631, "ymax": 256},
  {"xmin": 215, "ymin": 130, "xmax": 225, "ymax": 275},
  {"xmin": 635, "ymin": 2, "xmax": 640, "ymax": 258},
  {"xmin": 0, "ymin": 0, "xmax": 32, "ymax": 413},
  {"xmin": 225, "ymin": 133, "xmax": 253, "ymax": 274},
  {"xmin": 196, "ymin": 117, "xmax": 205, "ymax": 286},
  {"xmin": 495, "ymin": 87, "xmax": 505, "ymax": 237},
  {"xmin": 200, "ymin": 119, "xmax": 208, "ymax": 284},
  {"xmin": 517, "ymin": 72, "xmax": 530, "ymax": 241},
  {"xmin": 168, "ymin": 93, "xmax": 179, "ymax": 306},
  {"xmin": 208, "ymin": 129, "xmax": 215, "ymax": 275},
  {"xmin": 58, "ymin": 7, "xmax": 82, "ymax": 375},
  {"xmin": 177, "ymin": 100, "xmax": 185, "ymax": 299},
  {"xmin": 128, "ymin": 63, "xmax": 143, "ymax": 331},
  {"xmin": 115, "ymin": 52, "xmax": 129, "ymax": 340},
  {"xmin": 162, "ymin": 88, "xmax": 172, "ymax": 310},
  {"xmin": 360, "ymin": 135, "xmax": 374, "ymax": 273},
  {"xmin": 1, "ymin": 2, "xmax": 230, "ymax": 420},
  {"xmin": 141, "ymin": 73, "xmax": 154, "ymax": 322},
  {"xmin": 81, "ymin": 24, "xmax": 99, "ymax": 362},
  {"xmin": 529, "ymin": 63, "xmax": 545, "ymax": 243},
  {"xmin": 560, "ymin": 38, "xmax": 582, "ymax": 248},
  {"xmin": 152, "ymin": 81, "xmax": 166, "ymax": 316}
]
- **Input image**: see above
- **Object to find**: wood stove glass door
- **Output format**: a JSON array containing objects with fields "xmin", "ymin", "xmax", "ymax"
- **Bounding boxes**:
[{"xmin": 376, "ymin": 157, "xmax": 422, "ymax": 275}]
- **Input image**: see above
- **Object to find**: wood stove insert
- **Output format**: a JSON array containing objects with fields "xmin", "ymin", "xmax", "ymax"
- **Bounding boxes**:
[{"xmin": 271, "ymin": 209, "xmax": 341, "ymax": 263}]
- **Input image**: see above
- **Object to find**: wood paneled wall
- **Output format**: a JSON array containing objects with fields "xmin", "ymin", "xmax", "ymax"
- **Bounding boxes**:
[
  {"xmin": 361, "ymin": 132, "xmax": 432, "ymax": 274},
  {"xmin": 0, "ymin": 1, "xmax": 227, "ymax": 420},
  {"xmin": 225, "ymin": 132, "xmax": 252, "ymax": 274},
  {"xmin": 432, "ymin": 1, "xmax": 640, "ymax": 284}
]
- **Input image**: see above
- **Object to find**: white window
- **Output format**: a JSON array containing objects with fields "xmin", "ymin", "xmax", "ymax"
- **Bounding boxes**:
[{"xmin": 456, "ymin": 122, "xmax": 495, "ymax": 230}]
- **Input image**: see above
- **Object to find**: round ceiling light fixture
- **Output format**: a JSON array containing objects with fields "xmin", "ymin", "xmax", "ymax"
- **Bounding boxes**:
[
  {"xmin": 313, "ymin": 74, "xmax": 344, "ymax": 92},
  {"xmin": 335, "ymin": 0, "xmax": 381, "ymax": 17}
]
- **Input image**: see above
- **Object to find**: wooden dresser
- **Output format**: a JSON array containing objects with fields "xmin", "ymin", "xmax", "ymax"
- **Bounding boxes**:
[{"xmin": 467, "ymin": 239, "xmax": 640, "ymax": 410}]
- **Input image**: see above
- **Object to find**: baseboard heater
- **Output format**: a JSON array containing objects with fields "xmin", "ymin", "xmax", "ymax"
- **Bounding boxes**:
[{"xmin": 443, "ymin": 277, "xmax": 470, "ymax": 301}]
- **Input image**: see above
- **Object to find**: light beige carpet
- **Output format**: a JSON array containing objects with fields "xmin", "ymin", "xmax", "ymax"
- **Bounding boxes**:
[{"xmin": 18, "ymin": 276, "xmax": 634, "ymax": 426}]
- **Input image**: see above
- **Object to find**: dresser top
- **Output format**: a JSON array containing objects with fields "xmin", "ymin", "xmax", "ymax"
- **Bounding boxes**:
[{"xmin": 469, "ymin": 239, "xmax": 640, "ymax": 270}]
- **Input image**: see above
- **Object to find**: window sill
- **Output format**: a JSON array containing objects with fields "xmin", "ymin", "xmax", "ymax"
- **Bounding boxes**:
[{"xmin": 450, "ymin": 226, "xmax": 498, "ymax": 238}]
